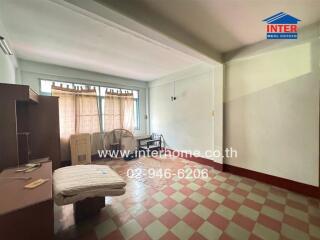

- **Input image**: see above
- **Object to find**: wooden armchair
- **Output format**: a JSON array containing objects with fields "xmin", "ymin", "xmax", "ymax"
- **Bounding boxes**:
[{"xmin": 104, "ymin": 129, "xmax": 137, "ymax": 159}]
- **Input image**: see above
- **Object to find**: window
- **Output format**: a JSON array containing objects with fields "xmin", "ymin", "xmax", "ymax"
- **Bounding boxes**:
[{"xmin": 40, "ymin": 79, "xmax": 140, "ymax": 130}]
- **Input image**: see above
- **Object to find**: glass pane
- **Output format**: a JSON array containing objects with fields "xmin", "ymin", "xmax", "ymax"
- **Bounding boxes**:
[
  {"xmin": 53, "ymin": 81, "xmax": 73, "ymax": 89},
  {"xmin": 74, "ymin": 83, "xmax": 85, "ymax": 90},
  {"xmin": 101, "ymin": 97, "xmax": 105, "ymax": 131},
  {"xmin": 106, "ymin": 87, "xmax": 119, "ymax": 93},
  {"xmin": 133, "ymin": 90, "xmax": 138, "ymax": 99},
  {"xmin": 100, "ymin": 87, "xmax": 107, "ymax": 97},
  {"xmin": 134, "ymin": 100, "xmax": 137, "ymax": 129},
  {"xmin": 90, "ymin": 85, "xmax": 99, "ymax": 96},
  {"xmin": 40, "ymin": 80, "xmax": 53, "ymax": 94},
  {"xmin": 122, "ymin": 89, "xmax": 132, "ymax": 94}
]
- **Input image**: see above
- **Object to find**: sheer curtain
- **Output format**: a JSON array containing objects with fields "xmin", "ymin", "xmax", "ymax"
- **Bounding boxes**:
[
  {"xmin": 52, "ymin": 86, "xmax": 100, "ymax": 161},
  {"xmin": 75, "ymin": 90, "xmax": 100, "ymax": 133},
  {"xmin": 104, "ymin": 91, "xmax": 134, "ymax": 132},
  {"xmin": 52, "ymin": 87, "xmax": 76, "ymax": 162}
]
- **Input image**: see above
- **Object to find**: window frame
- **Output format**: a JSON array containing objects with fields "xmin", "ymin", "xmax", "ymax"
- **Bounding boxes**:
[{"xmin": 40, "ymin": 79, "xmax": 141, "ymax": 131}]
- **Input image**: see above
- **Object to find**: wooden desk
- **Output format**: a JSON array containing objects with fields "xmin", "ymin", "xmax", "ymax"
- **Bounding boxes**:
[{"xmin": 0, "ymin": 162, "xmax": 53, "ymax": 240}]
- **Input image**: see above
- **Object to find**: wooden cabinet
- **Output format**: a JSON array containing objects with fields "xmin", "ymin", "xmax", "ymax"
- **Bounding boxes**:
[
  {"xmin": 17, "ymin": 132, "xmax": 31, "ymax": 164},
  {"xmin": 0, "ymin": 83, "xmax": 61, "ymax": 171}
]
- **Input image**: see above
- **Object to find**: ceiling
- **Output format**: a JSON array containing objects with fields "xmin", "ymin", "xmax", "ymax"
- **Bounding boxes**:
[
  {"xmin": 101, "ymin": 0, "xmax": 320, "ymax": 53},
  {"xmin": 1, "ymin": 0, "xmax": 320, "ymax": 81},
  {"xmin": 0, "ymin": 0, "xmax": 201, "ymax": 81}
]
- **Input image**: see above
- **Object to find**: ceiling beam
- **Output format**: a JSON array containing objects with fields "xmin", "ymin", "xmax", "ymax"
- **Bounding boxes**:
[{"xmin": 50, "ymin": 0, "xmax": 221, "ymax": 65}]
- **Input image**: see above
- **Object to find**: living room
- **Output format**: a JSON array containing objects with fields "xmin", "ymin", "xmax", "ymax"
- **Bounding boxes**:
[{"xmin": 0, "ymin": 1, "xmax": 319, "ymax": 240}]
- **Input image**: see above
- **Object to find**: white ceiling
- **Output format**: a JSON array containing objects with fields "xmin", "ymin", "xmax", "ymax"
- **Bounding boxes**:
[
  {"xmin": 101, "ymin": 0, "xmax": 320, "ymax": 53},
  {"xmin": 0, "ymin": 0, "xmax": 201, "ymax": 81},
  {"xmin": 1, "ymin": 0, "xmax": 319, "ymax": 81}
]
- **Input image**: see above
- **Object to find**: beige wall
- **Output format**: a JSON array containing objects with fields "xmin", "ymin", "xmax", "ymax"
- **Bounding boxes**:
[
  {"xmin": 224, "ymin": 23, "xmax": 320, "ymax": 186},
  {"xmin": 149, "ymin": 64, "xmax": 215, "ymax": 159}
]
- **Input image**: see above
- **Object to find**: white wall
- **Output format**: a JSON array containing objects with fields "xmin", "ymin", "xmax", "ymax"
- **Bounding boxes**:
[
  {"xmin": 224, "ymin": 23, "xmax": 320, "ymax": 186},
  {"xmin": 19, "ymin": 59, "xmax": 149, "ymax": 136},
  {"xmin": 0, "ymin": 51, "xmax": 15, "ymax": 84},
  {"xmin": 214, "ymin": 65, "xmax": 223, "ymax": 164},
  {"xmin": 0, "ymin": 18, "xmax": 16, "ymax": 84},
  {"xmin": 149, "ymin": 64, "xmax": 215, "ymax": 159}
]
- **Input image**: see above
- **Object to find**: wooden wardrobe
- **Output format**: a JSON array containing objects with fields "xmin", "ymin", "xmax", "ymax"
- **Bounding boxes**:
[{"xmin": 0, "ymin": 83, "xmax": 60, "ymax": 171}]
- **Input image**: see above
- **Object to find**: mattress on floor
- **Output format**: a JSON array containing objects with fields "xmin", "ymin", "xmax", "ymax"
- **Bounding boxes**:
[{"xmin": 53, "ymin": 164, "xmax": 126, "ymax": 205}]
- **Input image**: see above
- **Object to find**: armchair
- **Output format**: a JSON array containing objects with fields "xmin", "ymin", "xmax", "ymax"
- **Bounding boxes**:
[{"xmin": 104, "ymin": 129, "xmax": 137, "ymax": 159}]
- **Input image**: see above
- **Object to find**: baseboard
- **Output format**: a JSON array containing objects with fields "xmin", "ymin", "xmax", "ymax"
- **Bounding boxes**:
[
  {"xmin": 224, "ymin": 164, "xmax": 320, "ymax": 199},
  {"xmin": 187, "ymin": 155, "xmax": 224, "ymax": 172},
  {"xmin": 163, "ymin": 148, "xmax": 319, "ymax": 199},
  {"xmin": 163, "ymin": 148, "xmax": 223, "ymax": 171}
]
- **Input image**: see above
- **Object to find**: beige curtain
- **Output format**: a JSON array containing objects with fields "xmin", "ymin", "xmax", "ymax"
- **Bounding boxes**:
[
  {"xmin": 75, "ymin": 90, "xmax": 100, "ymax": 133},
  {"xmin": 52, "ymin": 86, "xmax": 100, "ymax": 161},
  {"xmin": 104, "ymin": 91, "xmax": 134, "ymax": 132}
]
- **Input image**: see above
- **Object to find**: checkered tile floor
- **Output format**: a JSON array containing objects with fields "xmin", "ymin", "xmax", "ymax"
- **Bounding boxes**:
[{"xmin": 54, "ymin": 156, "xmax": 320, "ymax": 240}]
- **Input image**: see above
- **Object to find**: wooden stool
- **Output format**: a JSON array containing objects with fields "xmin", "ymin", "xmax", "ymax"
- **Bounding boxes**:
[{"xmin": 74, "ymin": 197, "xmax": 105, "ymax": 223}]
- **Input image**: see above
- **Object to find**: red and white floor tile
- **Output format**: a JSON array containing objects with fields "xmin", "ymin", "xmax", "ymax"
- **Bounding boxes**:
[{"xmin": 54, "ymin": 156, "xmax": 320, "ymax": 240}]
